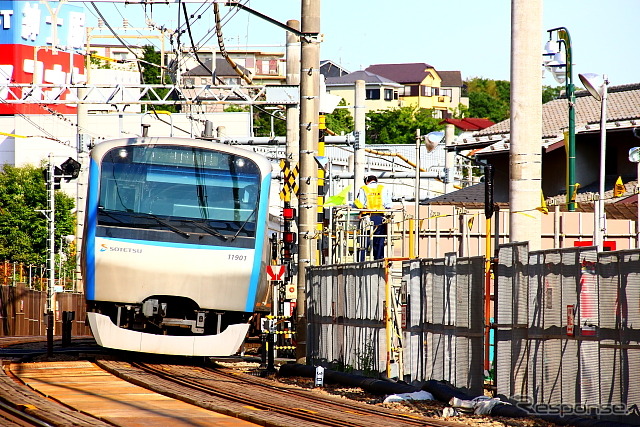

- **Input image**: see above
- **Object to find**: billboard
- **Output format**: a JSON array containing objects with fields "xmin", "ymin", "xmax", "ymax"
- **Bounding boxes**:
[{"xmin": 0, "ymin": 1, "xmax": 85, "ymax": 115}]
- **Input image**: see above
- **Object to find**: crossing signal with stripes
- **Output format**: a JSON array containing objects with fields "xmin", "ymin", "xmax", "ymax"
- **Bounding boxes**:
[{"xmin": 279, "ymin": 159, "xmax": 299, "ymax": 201}]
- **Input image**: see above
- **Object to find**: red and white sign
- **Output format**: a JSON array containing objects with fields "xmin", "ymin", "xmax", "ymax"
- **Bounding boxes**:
[
  {"xmin": 285, "ymin": 284, "xmax": 296, "ymax": 300},
  {"xmin": 266, "ymin": 264, "xmax": 286, "ymax": 281},
  {"xmin": 567, "ymin": 305, "xmax": 575, "ymax": 336}
]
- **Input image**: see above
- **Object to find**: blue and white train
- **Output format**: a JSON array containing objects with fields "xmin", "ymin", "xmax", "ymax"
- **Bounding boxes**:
[{"xmin": 81, "ymin": 137, "xmax": 272, "ymax": 356}]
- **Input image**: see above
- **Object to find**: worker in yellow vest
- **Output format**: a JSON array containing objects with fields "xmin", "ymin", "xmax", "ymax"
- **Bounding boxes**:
[{"xmin": 354, "ymin": 175, "xmax": 392, "ymax": 261}]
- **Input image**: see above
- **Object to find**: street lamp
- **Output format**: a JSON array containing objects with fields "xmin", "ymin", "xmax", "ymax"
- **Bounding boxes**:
[
  {"xmin": 543, "ymin": 27, "xmax": 577, "ymax": 211},
  {"xmin": 578, "ymin": 73, "xmax": 609, "ymax": 252}
]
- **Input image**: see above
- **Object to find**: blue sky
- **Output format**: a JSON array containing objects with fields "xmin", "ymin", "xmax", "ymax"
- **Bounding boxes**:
[{"xmin": 85, "ymin": 0, "xmax": 640, "ymax": 87}]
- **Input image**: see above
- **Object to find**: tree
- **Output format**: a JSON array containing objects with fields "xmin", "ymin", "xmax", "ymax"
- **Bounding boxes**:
[
  {"xmin": 253, "ymin": 107, "xmax": 287, "ymax": 137},
  {"xmin": 324, "ymin": 99, "xmax": 354, "ymax": 135},
  {"xmin": 0, "ymin": 164, "xmax": 75, "ymax": 267},
  {"xmin": 468, "ymin": 91, "xmax": 510, "ymax": 123},
  {"xmin": 366, "ymin": 106, "xmax": 442, "ymax": 144},
  {"xmin": 141, "ymin": 45, "xmax": 178, "ymax": 113},
  {"xmin": 140, "ymin": 45, "xmax": 163, "ymax": 85},
  {"xmin": 465, "ymin": 77, "xmax": 511, "ymax": 122},
  {"xmin": 542, "ymin": 85, "xmax": 564, "ymax": 103}
]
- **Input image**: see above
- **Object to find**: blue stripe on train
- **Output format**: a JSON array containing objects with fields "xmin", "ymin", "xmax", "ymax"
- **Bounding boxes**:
[
  {"xmin": 245, "ymin": 172, "xmax": 270, "ymax": 311},
  {"xmin": 85, "ymin": 159, "xmax": 99, "ymax": 300}
]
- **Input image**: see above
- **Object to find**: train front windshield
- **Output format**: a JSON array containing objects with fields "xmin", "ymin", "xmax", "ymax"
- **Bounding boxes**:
[{"xmin": 97, "ymin": 144, "xmax": 261, "ymax": 242}]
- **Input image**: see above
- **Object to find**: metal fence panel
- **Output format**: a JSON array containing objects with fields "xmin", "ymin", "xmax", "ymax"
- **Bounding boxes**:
[
  {"xmin": 494, "ymin": 245, "xmax": 639, "ymax": 423},
  {"xmin": 307, "ymin": 262, "xmax": 386, "ymax": 374}
]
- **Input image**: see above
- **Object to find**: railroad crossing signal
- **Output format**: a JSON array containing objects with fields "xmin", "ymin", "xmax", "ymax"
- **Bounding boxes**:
[{"xmin": 279, "ymin": 159, "xmax": 299, "ymax": 201}]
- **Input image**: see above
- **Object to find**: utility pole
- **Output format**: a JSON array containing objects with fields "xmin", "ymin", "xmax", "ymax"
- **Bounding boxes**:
[
  {"xmin": 353, "ymin": 80, "xmax": 366, "ymax": 194},
  {"xmin": 46, "ymin": 156, "xmax": 55, "ymax": 357},
  {"xmin": 286, "ymin": 20, "xmax": 301, "ymax": 165},
  {"xmin": 444, "ymin": 123, "xmax": 455, "ymax": 194},
  {"xmin": 509, "ymin": 0, "xmax": 542, "ymax": 249},
  {"xmin": 296, "ymin": 0, "xmax": 320, "ymax": 363}
]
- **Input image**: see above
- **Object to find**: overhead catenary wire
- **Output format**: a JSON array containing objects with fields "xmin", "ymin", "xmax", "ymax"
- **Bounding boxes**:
[{"xmin": 213, "ymin": 2, "xmax": 253, "ymax": 85}]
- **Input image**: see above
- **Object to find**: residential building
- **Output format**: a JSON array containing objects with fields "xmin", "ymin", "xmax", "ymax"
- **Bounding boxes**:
[
  {"xmin": 454, "ymin": 83, "xmax": 640, "ymax": 207},
  {"xmin": 365, "ymin": 63, "xmax": 452, "ymax": 117},
  {"xmin": 182, "ymin": 58, "xmax": 252, "ymax": 86},
  {"xmin": 221, "ymin": 50, "xmax": 286, "ymax": 85},
  {"xmin": 325, "ymin": 70, "xmax": 402, "ymax": 113},
  {"xmin": 438, "ymin": 70, "xmax": 469, "ymax": 110},
  {"xmin": 87, "ymin": 44, "xmax": 141, "ymax": 73},
  {"xmin": 176, "ymin": 48, "xmax": 286, "ymax": 86},
  {"xmin": 181, "ymin": 58, "xmax": 253, "ymax": 112}
]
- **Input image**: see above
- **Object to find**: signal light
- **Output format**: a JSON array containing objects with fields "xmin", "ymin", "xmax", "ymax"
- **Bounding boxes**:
[
  {"xmin": 283, "ymin": 231, "xmax": 296, "ymax": 244},
  {"xmin": 283, "ymin": 207, "xmax": 296, "ymax": 220}
]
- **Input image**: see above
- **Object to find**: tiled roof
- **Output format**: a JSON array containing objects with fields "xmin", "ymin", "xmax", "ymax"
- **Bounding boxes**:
[
  {"xmin": 365, "ymin": 63, "xmax": 434, "ymax": 85},
  {"xmin": 438, "ymin": 70, "xmax": 463, "ymax": 87},
  {"xmin": 325, "ymin": 70, "xmax": 402, "ymax": 87}
]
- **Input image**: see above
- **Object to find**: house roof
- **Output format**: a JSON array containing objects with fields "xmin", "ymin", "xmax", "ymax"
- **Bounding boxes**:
[
  {"xmin": 183, "ymin": 59, "xmax": 250, "ymax": 78},
  {"xmin": 426, "ymin": 182, "xmax": 509, "ymax": 206},
  {"xmin": 365, "ymin": 63, "xmax": 435, "ymax": 85},
  {"xmin": 438, "ymin": 71, "xmax": 463, "ymax": 87},
  {"xmin": 325, "ymin": 70, "xmax": 402, "ymax": 87},
  {"xmin": 455, "ymin": 83, "xmax": 640, "ymax": 153},
  {"xmin": 440, "ymin": 118, "xmax": 494, "ymax": 131},
  {"xmin": 320, "ymin": 60, "xmax": 350, "ymax": 78}
]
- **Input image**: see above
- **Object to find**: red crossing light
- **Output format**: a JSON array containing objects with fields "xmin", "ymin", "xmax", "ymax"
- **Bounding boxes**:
[
  {"xmin": 283, "ymin": 207, "xmax": 296, "ymax": 220},
  {"xmin": 283, "ymin": 231, "xmax": 296, "ymax": 244}
]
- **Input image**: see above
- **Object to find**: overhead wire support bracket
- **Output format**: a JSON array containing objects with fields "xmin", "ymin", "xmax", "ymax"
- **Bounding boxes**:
[{"xmin": 224, "ymin": 1, "xmax": 320, "ymax": 39}]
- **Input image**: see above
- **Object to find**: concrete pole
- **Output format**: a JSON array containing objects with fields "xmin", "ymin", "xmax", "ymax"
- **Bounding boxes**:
[
  {"xmin": 354, "ymin": 80, "xmax": 366, "ymax": 194},
  {"xmin": 75, "ymin": 84, "xmax": 89, "ymax": 291},
  {"xmin": 444, "ymin": 123, "xmax": 455, "ymax": 194},
  {"xmin": 286, "ymin": 20, "xmax": 301, "ymax": 165},
  {"xmin": 296, "ymin": 0, "xmax": 320, "ymax": 363},
  {"xmin": 509, "ymin": 0, "xmax": 543, "ymax": 249}
]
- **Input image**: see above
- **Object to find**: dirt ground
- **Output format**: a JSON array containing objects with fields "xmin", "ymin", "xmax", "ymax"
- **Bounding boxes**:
[{"xmin": 215, "ymin": 360, "xmax": 560, "ymax": 427}]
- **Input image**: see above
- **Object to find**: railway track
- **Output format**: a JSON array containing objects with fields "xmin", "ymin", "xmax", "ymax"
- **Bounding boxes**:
[{"xmin": 97, "ymin": 357, "xmax": 465, "ymax": 427}]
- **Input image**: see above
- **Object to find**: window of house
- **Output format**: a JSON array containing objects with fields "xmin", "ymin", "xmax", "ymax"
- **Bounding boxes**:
[
  {"xmin": 441, "ymin": 88, "xmax": 452, "ymax": 98},
  {"xmin": 201, "ymin": 78, "xmax": 208, "ymax": 85},
  {"xmin": 257, "ymin": 60, "xmax": 275, "ymax": 75},
  {"xmin": 394, "ymin": 91, "xmax": 399, "ymax": 100},
  {"xmin": 384, "ymin": 89, "xmax": 393, "ymax": 101},
  {"xmin": 366, "ymin": 88, "xmax": 380, "ymax": 100},
  {"xmin": 184, "ymin": 78, "xmax": 195, "ymax": 86},
  {"xmin": 269, "ymin": 60, "xmax": 278, "ymax": 75}
]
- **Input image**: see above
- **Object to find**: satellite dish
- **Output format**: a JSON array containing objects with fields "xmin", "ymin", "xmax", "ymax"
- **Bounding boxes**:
[
  {"xmin": 629, "ymin": 147, "xmax": 640, "ymax": 163},
  {"xmin": 424, "ymin": 131, "xmax": 444, "ymax": 153}
]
